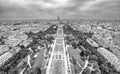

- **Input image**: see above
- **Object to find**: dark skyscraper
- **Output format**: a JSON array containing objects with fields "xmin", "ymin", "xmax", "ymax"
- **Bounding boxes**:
[{"xmin": 57, "ymin": 16, "xmax": 60, "ymax": 21}]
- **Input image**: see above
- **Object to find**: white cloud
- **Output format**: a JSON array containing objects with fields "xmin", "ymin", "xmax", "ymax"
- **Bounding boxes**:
[
  {"xmin": 30, "ymin": 0, "xmax": 70, "ymax": 9},
  {"xmin": 8, "ymin": 0, "xmax": 28, "ymax": 5},
  {"xmin": 80, "ymin": 0, "xmax": 107, "ymax": 11},
  {"xmin": 5, "ymin": 0, "xmax": 71, "ymax": 9}
]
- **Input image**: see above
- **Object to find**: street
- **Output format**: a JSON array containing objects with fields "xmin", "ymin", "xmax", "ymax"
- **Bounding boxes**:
[{"xmin": 46, "ymin": 25, "xmax": 72, "ymax": 74}]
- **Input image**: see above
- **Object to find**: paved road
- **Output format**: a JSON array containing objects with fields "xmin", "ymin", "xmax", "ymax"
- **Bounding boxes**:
[{"xmin": 46, "ymin": 25, "xmax": 72, "ymax": 74}]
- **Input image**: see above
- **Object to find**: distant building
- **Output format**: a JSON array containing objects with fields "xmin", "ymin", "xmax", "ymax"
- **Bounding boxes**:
[
  {"xmin": 57, "ymin": 16, "xmax": 62, "ymax": 24},
  {"xmin": 57, "ymin": 16, "xmax": 60, "ymax": 21}
]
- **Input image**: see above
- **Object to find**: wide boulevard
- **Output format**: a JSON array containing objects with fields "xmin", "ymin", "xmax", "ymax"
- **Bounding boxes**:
[{"xmin": 46, "ymin": 24, "xmax": 71, "ymax": 74}]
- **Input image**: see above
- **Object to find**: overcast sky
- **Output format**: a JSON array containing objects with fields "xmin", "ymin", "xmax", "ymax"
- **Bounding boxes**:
[{"xmin": 0, "ymin": 0, "xmax": 120, "ymax": 20}]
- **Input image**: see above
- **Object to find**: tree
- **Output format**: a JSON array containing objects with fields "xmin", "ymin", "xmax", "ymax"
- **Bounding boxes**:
[
  {"xmin": 99, "ymin": 62, "xmax": 110, "ymax": 74},
  {"xmin": 8, "ymin": 69, "xmax": 18, "ymax": 74},
  {"xmin": 89, "ymin": 55, "xmax": 98, "ymax": 61},
  {"xmin": 80, "ymin": 50, "xmax": 84, "ymax": 57},
  {"xmin": 71, "ymin": 42, "xmax": 78, "ymax": 49},
  {"xmin": 71, "ymin": 57, "xmax": 77, "ymax": 65},
  {"xmin": 80, "ymin": 50, "xmax": 91, "ymax": 57},
  {"xmin": 0, "ymin": 71, "xmax": 5, "ymax": 74},
  {"xmin": 84, "ymin": 49, "xmax": 92, "ymax": 57},
  {"xmin": 25, "ymin": 67, "xmax": 41, "ymax": 74},
  {"xmin": 65, "ymin": 36, "xmax": 72, "ymax": 42},
  {"xmin": 82, "ymin": 68, "xmax": 91, "ymax": 74},
  {"xmin": 91, "ymin": 69, "xmax": 101, "ymax": 74},
  {"xmin": 45, "ymin": 36, "xmax": 54, "ymax": 43}
]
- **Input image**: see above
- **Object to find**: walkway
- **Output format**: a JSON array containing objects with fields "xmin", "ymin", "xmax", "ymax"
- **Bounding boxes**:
[{"xmin": 46, "ymin": 25, "xmax": 72, "ymax": 74}]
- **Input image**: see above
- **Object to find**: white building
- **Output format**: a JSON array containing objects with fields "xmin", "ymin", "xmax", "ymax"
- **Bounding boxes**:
[
  {"xmin": 0, "ymin": 52, "xmax": 13, "ymax": 66},
  {"xmin": 97, "ymin": 47, "xmax": 120, "ymax": 71},
  {"xmin": 86, "ymin": 38, "xmax": 99, "ymax": 47}
]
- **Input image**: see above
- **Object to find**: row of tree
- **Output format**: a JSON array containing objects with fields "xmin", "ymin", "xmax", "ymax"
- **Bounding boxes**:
[
  {"xmin": 0, "ymin": 25, "xmax": 58, "ymax": 74},
  {"xmin": 63, "ymin": 25, "xmax": 120, "ymax": 74}
]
